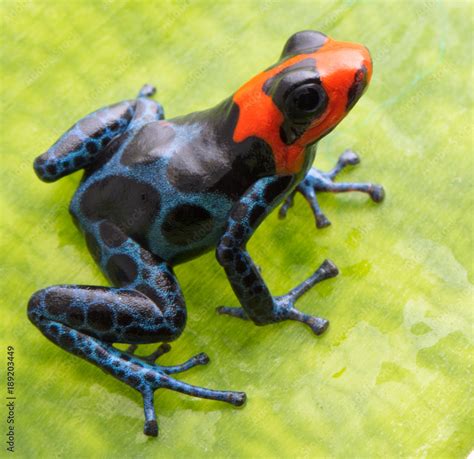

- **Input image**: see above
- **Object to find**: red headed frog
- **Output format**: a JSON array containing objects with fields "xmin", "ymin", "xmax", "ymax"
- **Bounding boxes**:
[{"xmin": 30, "ymin": 31, "xmax": 384, "ymax": 437}]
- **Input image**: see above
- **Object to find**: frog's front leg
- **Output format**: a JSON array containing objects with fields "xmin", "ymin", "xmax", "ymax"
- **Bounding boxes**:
[
  {"xmin": 216, "ymin": 176, "xmax": 339, "ymax": 335},
  {"xmin": 279, "ymin": 150, "xmax": 385, "ymax": 228},
  {"xmin": 28, "ymin": 221, "xmax": 245, "ymax": 437}
]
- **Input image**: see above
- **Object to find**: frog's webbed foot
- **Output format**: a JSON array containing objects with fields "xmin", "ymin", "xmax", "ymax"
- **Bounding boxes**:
[
  {"xmin": 279, "ymin": 149, "xmax": 385, "ymax": 228},
  {"xmin": 140, "ymin": 354, "xmax": 245, "ymax": 436},
  {"xmin": 217, "ymin": 259, "xmax": 338, "ymax": 335},
  {"xmin": 125, "ymin": 343, "xmax": 172, "ymax": 364},
  {"xmin": 122, "ymin": 345, "xmax": 219, "ymax": 436}
]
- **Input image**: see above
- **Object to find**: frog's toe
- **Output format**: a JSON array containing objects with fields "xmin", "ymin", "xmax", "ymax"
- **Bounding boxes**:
[
  {"xmin": 138, "ymin": 84, "xmax": 157, "ymax": 98},
  {"xmin": 142, "ymin": 389, "xmax": 159, "ymax": 437},
  {"xmin": 304, "ymin": 190, "xmax": 331, "ymax": 229},
  {"xmin": 370, "ymin": 185, "xmax": 385, "ymax": 203},
  {"xmin": 338, "ymin": 149, "xmax": 360, "ymax": 167},
  {"xmin": 139, "ymin": 352, "xmax": 245, "ymax": 436},
  {"xmin": 157, "ymin": 373, "xmax": 247, "ymax": 407},
  {"xmin": 273, "ymin": 259, "xmax": 337, "ymax": 335},
  {"xmin": 285, "ymin": 307, "xmax": 330, "ymax": 335},
  {"xmin": 125, "ymin": 343, "xmax": 138, "ymax": 354},
  {"xmin": 217, "ymin": 260, "xmax": 337, "ymax": 335},
  {"xmin": 159, "ymin": 352, "xmax": 210, "ymax": 374},
  {"xmin": 315, "ymin": 212, "xmax": 331, "ymax": 229},
  {"xmin": 278, "ymin": 193, "xmax": 295, "ymax": 219},
  {"xmin": 216, "ymin": 306, "xmax": 249, "ymax": 320},
  {"xmin": 126, "ymin": 343, "xmax": 172, "ymax": 364},
  {"xmin": 144, "ymin": 419, "xmax": 158, "ymax": 437},
  {"xmin": 324, "ymin": 149, "xmax": 361, "ymax": 179},
  {"xmin": 142, "ymin": 343, "xmax": 172, "ymax": 363}
]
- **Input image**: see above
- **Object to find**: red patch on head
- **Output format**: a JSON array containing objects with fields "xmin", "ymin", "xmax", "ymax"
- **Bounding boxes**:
[{"xmin": 232, "ymin": 37, "xmax": 372, "ymax": 175}]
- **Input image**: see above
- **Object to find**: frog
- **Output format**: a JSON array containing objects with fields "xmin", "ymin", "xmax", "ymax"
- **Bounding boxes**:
[{"xmin": 28, "ymin": 30, "xmax": 384, "ymax": 437}]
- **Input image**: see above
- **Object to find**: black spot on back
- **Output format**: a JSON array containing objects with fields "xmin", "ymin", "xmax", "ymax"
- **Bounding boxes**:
[
  {"xmin": 162, "ymin": 204, "xmax": 213, "ymax": 246},
  {"xmin": 166, "ymin": 142, "xmax": 217, "ymax": 193},
  {"xmin": 80, "ymin": 175, "xmax": 160, "ymax": 247},
  {"xmin": 105, "ymin": 254, "xmax": 138, "ymax": 286}
]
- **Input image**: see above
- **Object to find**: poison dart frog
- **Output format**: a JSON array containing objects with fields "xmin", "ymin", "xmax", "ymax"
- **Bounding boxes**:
[{"xmin": 29, "ymin": 31, "xmax": 384, "ymax": 437}]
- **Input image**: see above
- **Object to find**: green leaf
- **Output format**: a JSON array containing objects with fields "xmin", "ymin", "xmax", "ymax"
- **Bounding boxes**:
[{"xmin": 1, "ymin": 0, "xmax": 472, "ymax": 457}]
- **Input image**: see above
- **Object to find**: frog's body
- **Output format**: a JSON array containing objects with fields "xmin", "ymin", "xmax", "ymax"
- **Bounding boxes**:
[
  {"xmin": 70, "ymin": 98, "xmax": 281, "ymax": 265},
  {"xmin": 28, "ymin": 31, "xmax": 384, "ymax": 437}
]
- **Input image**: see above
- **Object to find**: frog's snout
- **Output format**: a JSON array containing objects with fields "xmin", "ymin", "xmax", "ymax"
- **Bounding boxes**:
[{"xmin": 316, "ymin": 39, "xmax": 373, "ymax": 113}]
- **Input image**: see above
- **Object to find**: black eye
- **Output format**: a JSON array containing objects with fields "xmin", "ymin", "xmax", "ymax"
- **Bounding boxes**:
[
  {"xmin": 287, "ymin": 83, "xmax": 326, "ymax": 120},
  {"xmin": 294, "ymin": 86, "xmax": 320, "ymax": 111}
]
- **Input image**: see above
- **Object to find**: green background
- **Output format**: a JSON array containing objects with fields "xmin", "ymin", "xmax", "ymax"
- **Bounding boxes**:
[{"xmin": 1, "ymin": 0, "xmax": 472, "ymax": 457}]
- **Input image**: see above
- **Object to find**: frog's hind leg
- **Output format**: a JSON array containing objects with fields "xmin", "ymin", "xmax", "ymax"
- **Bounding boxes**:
[
  {"xmin": 34, "ymin": 84, "xmax": 164, "ymax": 183},
  {"xmin": 279, "ymin": 149, "xmax": 385, "ymax": 228},
  {"xmin": 27, "ymin": 221, "xmax": 244, "ymax": 437}
]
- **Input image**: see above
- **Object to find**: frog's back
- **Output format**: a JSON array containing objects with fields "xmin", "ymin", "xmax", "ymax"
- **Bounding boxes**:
[{"xmin": 70, "ymin": 108, "xmax": 275, "ymax": 264}]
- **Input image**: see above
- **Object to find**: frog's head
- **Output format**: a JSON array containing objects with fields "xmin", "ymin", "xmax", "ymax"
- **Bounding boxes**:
[{"xmin": 232, "ymin": 30, "xmax": 372, "ymax": 173}]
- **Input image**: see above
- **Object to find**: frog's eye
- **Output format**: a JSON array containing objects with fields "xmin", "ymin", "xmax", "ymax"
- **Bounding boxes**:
[
  {"xmin": 286, "ymin": 83, "xmax": 327, "ymax": 120},
  {"xmin": 293, "ymin": 85, "xmax": 321, "ymax": 111}
]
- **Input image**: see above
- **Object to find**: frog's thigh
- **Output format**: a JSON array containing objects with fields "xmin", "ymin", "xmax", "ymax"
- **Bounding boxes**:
[
  {"xmin": 29, "ymin": 221, "xmax": 187, "ymax": 345},
  {"xmin": 34, "ymin": 100, "xmax": 136, "ymax": 182},
  {"xmin": 34, "ymin": 92, "xmax": 164, "ymax": 183}
]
